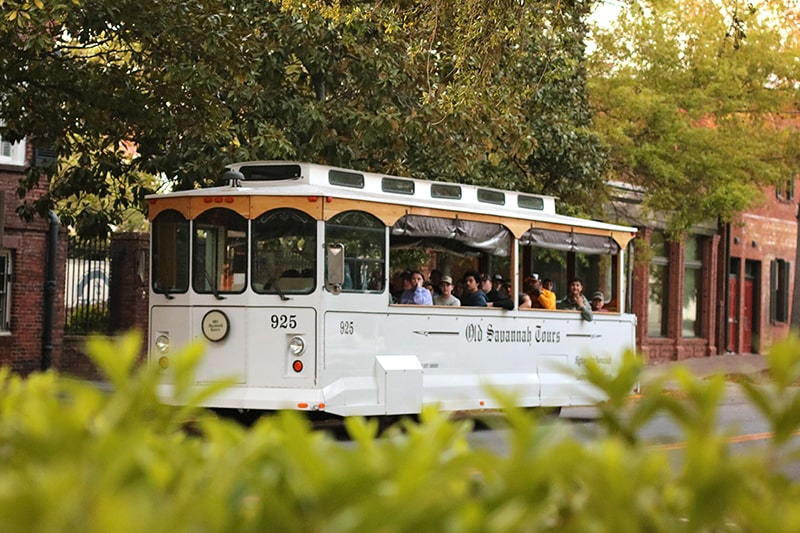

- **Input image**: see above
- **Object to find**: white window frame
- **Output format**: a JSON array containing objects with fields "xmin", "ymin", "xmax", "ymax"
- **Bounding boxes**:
[
  {"xmin": 0, "ymin": 134, "xmax": 26, "ymax": 166},
  {"xmin": 0, "ymin": 250, "xmax": 11, "ymax": 332}
]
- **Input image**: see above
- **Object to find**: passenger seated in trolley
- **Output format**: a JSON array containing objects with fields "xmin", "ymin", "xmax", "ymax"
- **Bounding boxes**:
[
  {"xmin": 429, "ymin": 269, "xmax": 443, "ymax": 297},
  {"xmin": 220, "ymin": 263, "xmax": 234, "ymax": 291},
  {"xmin": 461, "ymin": 271, "xmax": 488, "ymax": 307},
  {"xmin": 453, "ymin": 279, "xmax": 466, "ymax": 300},
  {"xmin": 483, "ymin": 273, "xmax": 514, "ymax": 310},
  {"xmin": 543, "ymin": 278, "xmax": 556, "ymax": 298},
  {"xmin": 591, "ymin": 291, "xmax": 609, "ymax": 312},
  {"xmin": 557, "ymin": 277, "xmax": 593, "ymax": 321},
  {"xmin": 367, "ymin": 268, "xmax": 384, "ymax": 291},
  {"xmin": 389, "ymin": 270, "xmax": 408, "ymax": 303},
  {"xmin": 518, "ymin": 292, "xmax": 533, "ymax": 309},
  {"xmin": 423, "ymin": 280, "xmax": 435, "ymax": 299},
  {"xmin": 434, "ymin": 275, "xmax": 460, "ymax": 306},
  {"xmin": 525, "ymin": 274, "xmax": 556, "ymax": 310},
  {"xmin": 399, "ymin": 270, "xmax": 433, "ymax": 305}
]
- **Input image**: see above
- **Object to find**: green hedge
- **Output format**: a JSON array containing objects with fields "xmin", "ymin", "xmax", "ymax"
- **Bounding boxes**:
[
  {"xmin": 65, "ymin": 303, "xmax": 109, "ymax": 335},
  {"xmin": 2, "ymin": 332, "xmax": 800, "ymax": 532}
]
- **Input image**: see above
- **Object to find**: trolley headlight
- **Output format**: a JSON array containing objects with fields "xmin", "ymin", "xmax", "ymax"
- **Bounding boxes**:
[
  {"xmin": 155, "ymin": 334, "xmax": 170, "ymax": 353},
  {"xmin": 288, "ymin": 336, "xmax": 306, "ymax": 356}
]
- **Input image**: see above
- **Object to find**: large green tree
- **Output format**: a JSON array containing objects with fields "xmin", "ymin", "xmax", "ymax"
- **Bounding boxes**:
[
  {"xmin": 588, "ymin": 0, "xmax": 800, "ymax": 234},
  {"xmin": 1, "ymin": 0, "xmax": 605, "ymax": 236}
]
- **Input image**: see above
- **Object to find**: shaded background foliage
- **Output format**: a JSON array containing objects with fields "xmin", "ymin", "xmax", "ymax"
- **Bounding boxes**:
[
  {"xmin": 3, "ymin": 0, "xmax": 800, "ymax": 238},
  {"xmin": 588, "ymin": 0, "xmax": 800, "ymax": 235},
  {"xmin": 0, "ymin": 0, "xmax": 605, "ymax": 236}
]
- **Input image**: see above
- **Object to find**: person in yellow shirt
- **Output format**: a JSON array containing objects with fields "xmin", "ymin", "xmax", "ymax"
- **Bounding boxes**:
[
  {"xmin": 525, "ymin": 274, "xmax": 556, "ymax": 310},
  {"xmin": 537, "ymin": 277, "xmax": 556, "ymax": 309}
]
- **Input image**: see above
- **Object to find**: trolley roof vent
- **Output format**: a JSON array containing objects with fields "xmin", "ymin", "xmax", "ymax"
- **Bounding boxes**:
[
  {"xmin": 478, "ymin": 188, "xmax": 505, "ymax": 206},
  {"xmin": 382, "ymin": 177, "xmax": 415, "ymax": 195},
  {"xmin": 518, "ymin": 194, "xmax": 545, "ymax": 211},
  {"xmin": 328, "ymin": 169, "xmax": 365, "ymax": 189},
  {"xmin": 430, "ymin": 183, "xmax": 462, "ymax": 200},
  {"xmin": 232, "ymin": 164, "xmax": 303, "ymax": 182}
]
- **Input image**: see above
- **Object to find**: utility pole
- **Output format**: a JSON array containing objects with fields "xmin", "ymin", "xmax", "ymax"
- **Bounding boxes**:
[{"xmin": 790, "ymin": 201, "xmax": 800, "ymax": 331}]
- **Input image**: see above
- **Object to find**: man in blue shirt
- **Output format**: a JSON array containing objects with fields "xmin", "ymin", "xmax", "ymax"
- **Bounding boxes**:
[{"xmin": 460, "ymin": 271, "xmax": 488, "ymax": 307}]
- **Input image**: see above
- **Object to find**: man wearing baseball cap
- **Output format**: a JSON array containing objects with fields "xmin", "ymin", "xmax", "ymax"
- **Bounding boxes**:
[
  {"xmin": 434, "ymin": 275, "xmax": 460, "ymax": 306},
  {"xmin": 525, "ymin": 274, "xmax": 556, "ymax": 310},
  {"xmin": 590, "ymin": 290, "xmax": 608, "ymax": 312}
]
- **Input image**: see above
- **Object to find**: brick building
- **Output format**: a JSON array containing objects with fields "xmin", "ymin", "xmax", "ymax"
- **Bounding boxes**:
[
  {"xmin": 612, "ymin": 179, "xmax": 798, "ymax": 363},
  {"xmin": 719, "ymin": 181, "xmax": 798, "ymax": 355},
  {"xmin": 0, "ymin": 138, "xmax": 67, "ymax": 374}
]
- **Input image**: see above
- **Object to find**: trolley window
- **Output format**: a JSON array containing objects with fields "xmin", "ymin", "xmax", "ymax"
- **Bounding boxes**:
[
  {"xmin": 252, "ymin": 208, "xmax": 317, "ymax": 295},
  {"xmin": 326, "ymin": 211, "xmax": 386, "ymax": 292},
  {"xmin": 192, "ymin": 208, "xmax": 248, "ymax": 295},
  {"xmin": 152, "ymin": 209, "xmax": 190, "ymax": 296},
  {"xmin": 520, "ymin": 228, "xmax": 622, "ymax": 312}
]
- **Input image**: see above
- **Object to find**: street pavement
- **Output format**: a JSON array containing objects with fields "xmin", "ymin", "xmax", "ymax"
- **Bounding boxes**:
[{"xmin": 561, "ymin": 352, "xmax": 770, "ymax": 420}]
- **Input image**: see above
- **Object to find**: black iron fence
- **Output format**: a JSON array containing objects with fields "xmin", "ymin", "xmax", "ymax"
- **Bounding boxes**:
[{"xmin": 64, "ymin": 236, "xmax": 111, "ymax": 335}]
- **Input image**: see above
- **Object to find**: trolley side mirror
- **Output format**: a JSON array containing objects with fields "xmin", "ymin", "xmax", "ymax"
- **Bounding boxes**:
[{"xmin": 326, "ymin": 243, "xmax": 345, "ymax": 294}]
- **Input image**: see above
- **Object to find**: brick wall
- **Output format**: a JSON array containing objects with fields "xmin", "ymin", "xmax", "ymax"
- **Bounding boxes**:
[
  {"xmin": 57, "ymin": 336, "xmax": 102, "ymax": 380},
  {"xmin": 0, "ymin": 149, "xmax": 67, "ymax": 375},
  {"xmin": 727, "ymin": 182, "xmax": 798, "ymax": 354}
]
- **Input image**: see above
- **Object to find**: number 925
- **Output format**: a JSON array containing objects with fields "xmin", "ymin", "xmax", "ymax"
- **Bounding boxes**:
[{"xmin": 270, "ymin": 314, "xmax": 297, "ymax": 329}]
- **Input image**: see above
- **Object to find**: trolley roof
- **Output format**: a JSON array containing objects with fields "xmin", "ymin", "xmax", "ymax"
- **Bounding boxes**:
[{"xmin": 147, "ymin": 161, "xmax": 637, "ymax": 237}]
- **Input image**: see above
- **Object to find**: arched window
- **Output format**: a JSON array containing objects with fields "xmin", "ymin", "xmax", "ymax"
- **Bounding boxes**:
[
  {"xmin": 192, "ymin": 208, "xmax": 248, "ymax": 294},
  {"xmin": 252, "ymin": 209, "xmax": 316, "ymax": 295},
  {"xmin": 152, "ymin": 209, "xmax": 190, "ymax": 295},
  {"xmin": 326, "ymin": 211, "xmax": 386, "ymax": 292}
]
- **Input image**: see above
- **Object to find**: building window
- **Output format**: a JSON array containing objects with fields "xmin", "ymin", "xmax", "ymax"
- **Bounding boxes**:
[
  {"xmin": 0, "ymin": 134, "xmax": 26, "ymax": 166},
  {"xmin": 776, "ymin": 179, "xmax": 795, "ymax": 202},
  {"xmin": 682, "ymin": 236, "xmax": 702, "ymax": 337},
  {"xmin": 0, "ymin": 251, "xmax": 11, "ymax": 332},
  {"xmin": 647, "ymin": 231, "xmax": 668, "ymax": 337},
  {"xmin": 770, "ymin": 258, "xmax": 790, "ymax": 324}
]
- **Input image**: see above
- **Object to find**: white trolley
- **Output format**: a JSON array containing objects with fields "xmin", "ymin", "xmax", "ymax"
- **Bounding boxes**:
[{"xmin": 148, "ymin": 162, "xmax": 637, "ymax": 416}]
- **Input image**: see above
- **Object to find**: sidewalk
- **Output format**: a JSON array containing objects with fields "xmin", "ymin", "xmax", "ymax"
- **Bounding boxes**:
[{"xmin": 642, "ymin": 352, "xmax": 769, "ymax": 381}]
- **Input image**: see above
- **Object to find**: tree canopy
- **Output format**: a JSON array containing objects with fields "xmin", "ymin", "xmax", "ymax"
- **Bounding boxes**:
[
  {"xmin": 1, "ymin": 0, "xmax": 606, "ymax": 236},
  {"xmin": 588, "ymin": 0, "xmax": 800, "ymax": 235}
]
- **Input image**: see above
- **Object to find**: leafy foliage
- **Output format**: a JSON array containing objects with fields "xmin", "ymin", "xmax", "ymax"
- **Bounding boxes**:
[
  {"xmin": 1, "ymin": 0, "xmax": 606, "ymax": 236},
  {"xmin": 588, "ymin": 0, "xmax": 800, "ymax": 234},
  {"xmin": 3, "ymin": 332, "xmax": 800, "ymax": 531},
  {"xmin": 64, "ymin": 303, "xmax": 109, "ymax": 335}
]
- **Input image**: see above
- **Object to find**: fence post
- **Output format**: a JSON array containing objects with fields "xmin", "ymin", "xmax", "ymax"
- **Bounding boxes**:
[{"xmin": 109, "ymin": 233, "xmax": 149, "ymax": 356}]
